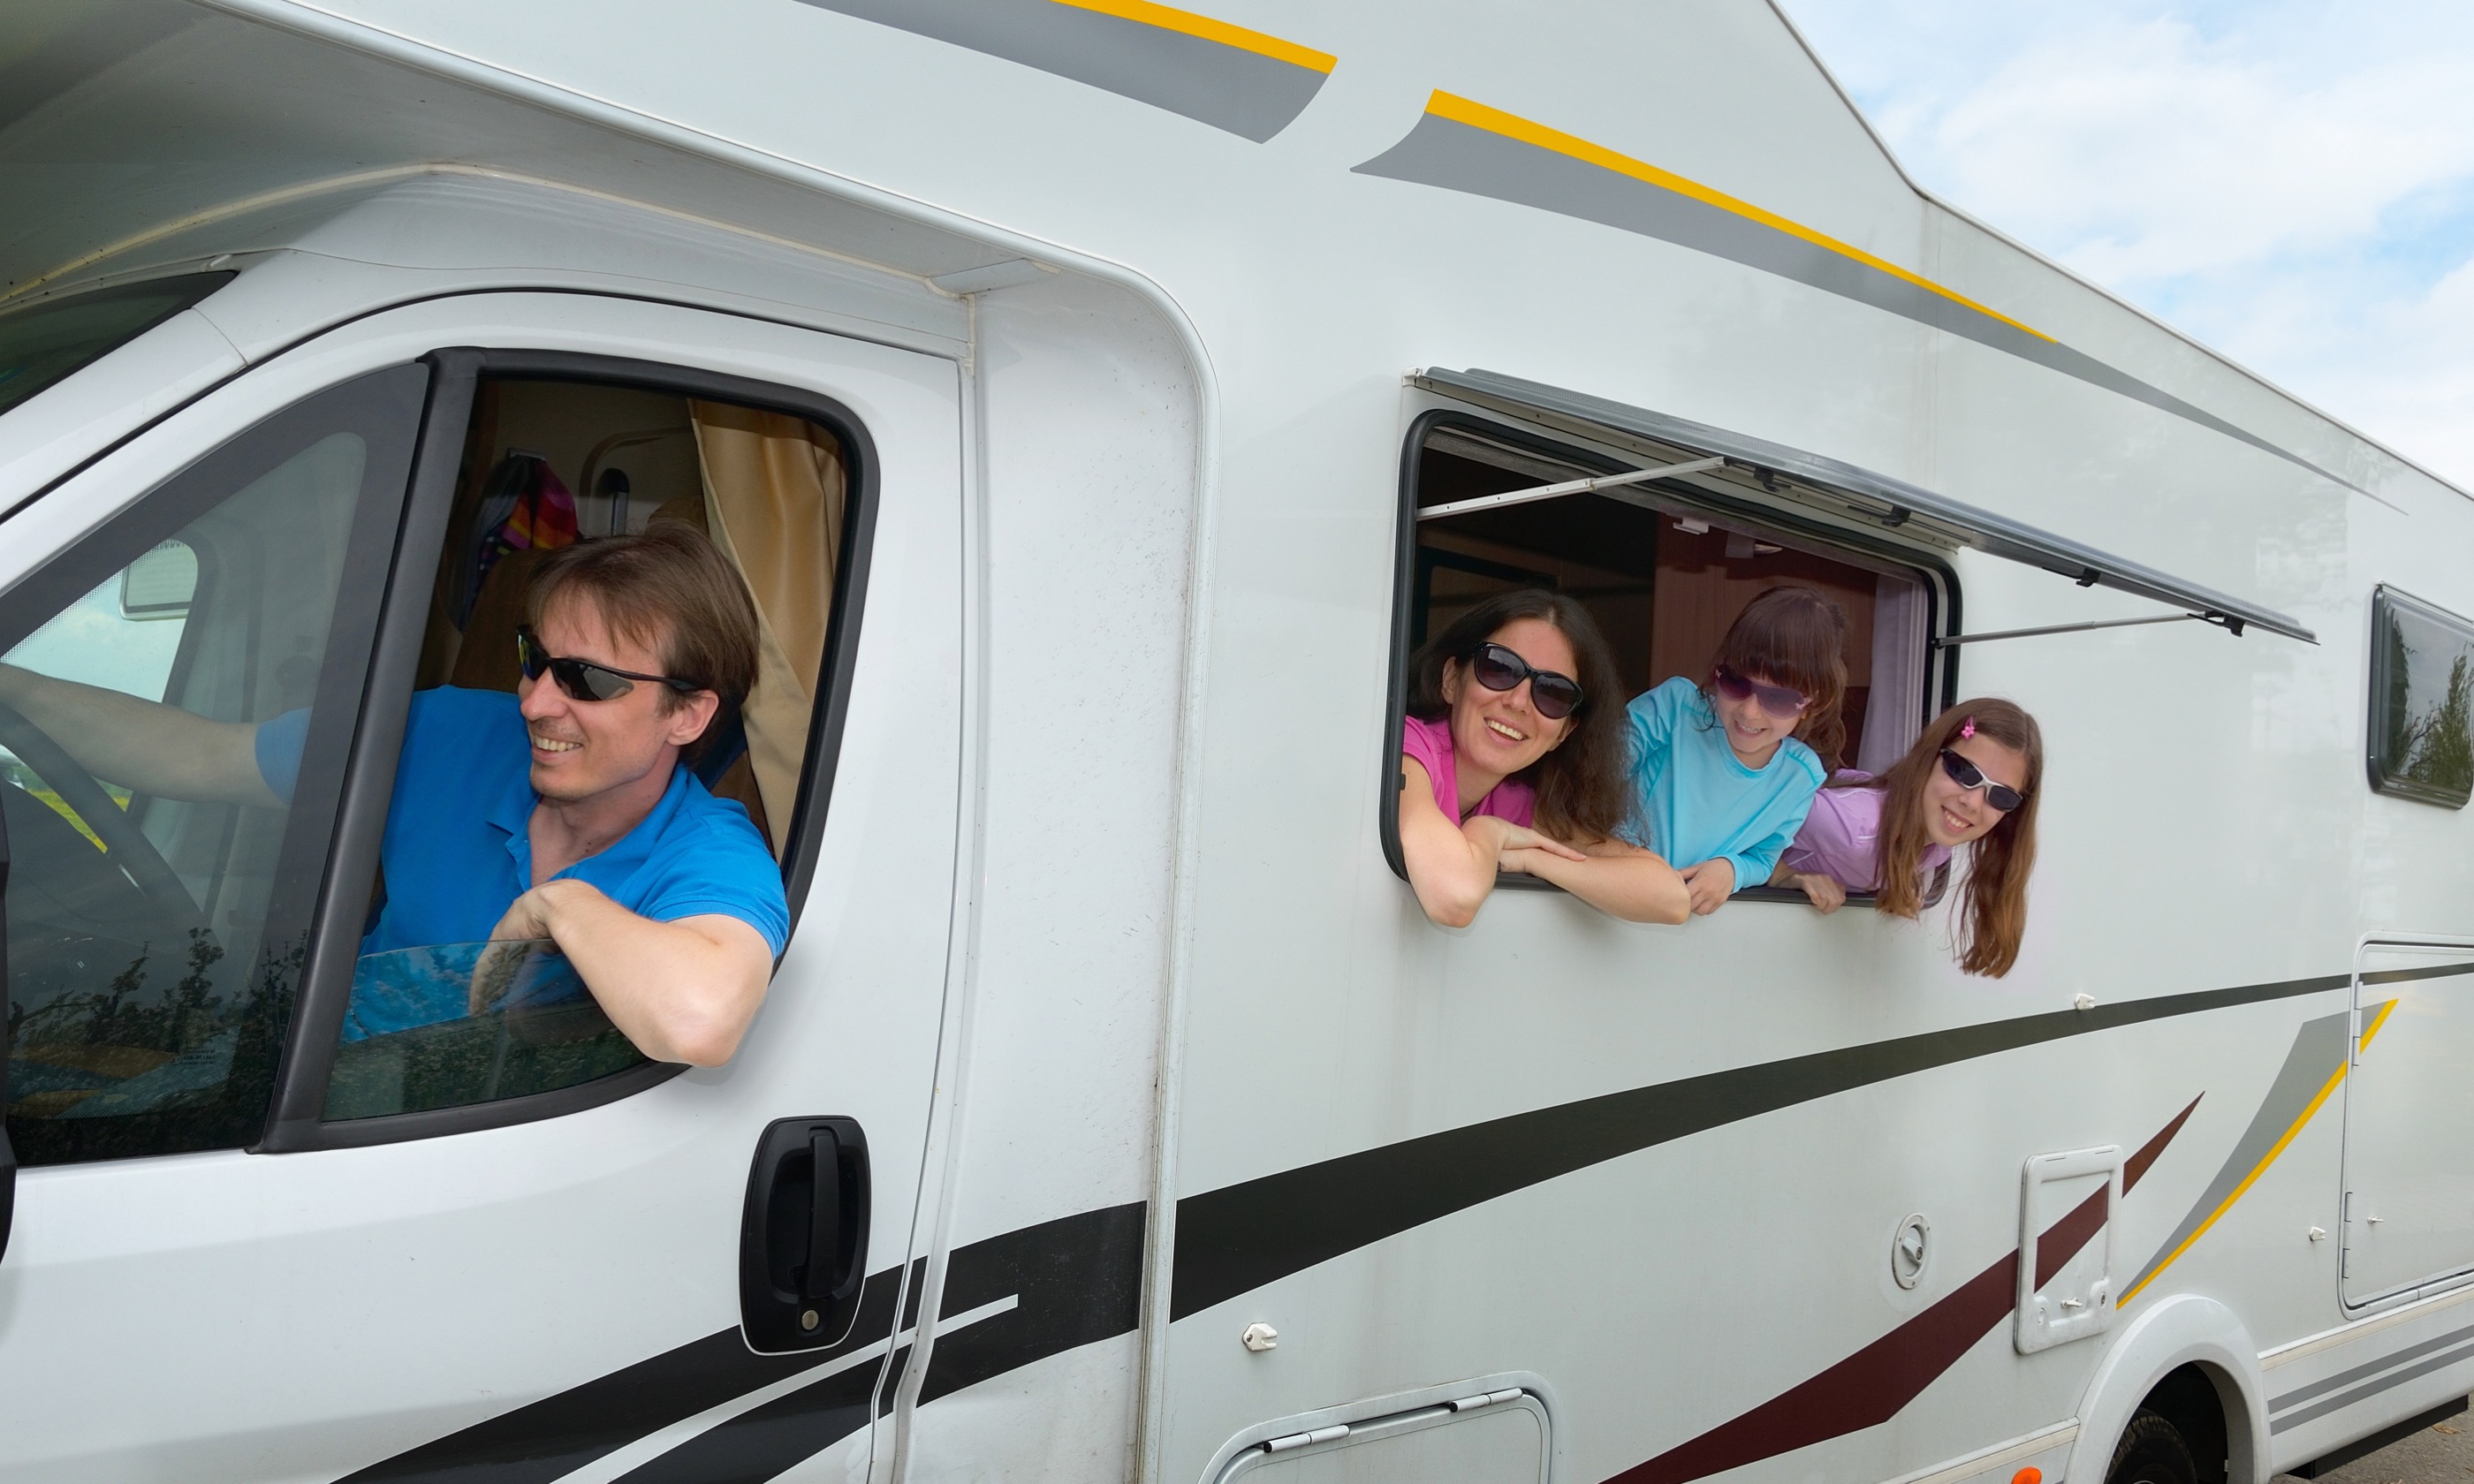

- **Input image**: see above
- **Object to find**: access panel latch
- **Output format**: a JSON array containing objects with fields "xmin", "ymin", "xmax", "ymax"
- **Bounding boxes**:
[{"xmin": 740, "ymin": 1116, "xmax": 870, "ymax": 1352}]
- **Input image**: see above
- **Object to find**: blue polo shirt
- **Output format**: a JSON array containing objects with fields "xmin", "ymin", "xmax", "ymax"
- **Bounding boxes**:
[{"xmin": 258, "ymin": 686, "xmax": 789, "ymax": 959}]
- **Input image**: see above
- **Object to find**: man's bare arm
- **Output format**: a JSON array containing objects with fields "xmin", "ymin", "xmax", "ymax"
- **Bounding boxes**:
[
  {"xmin": 488, "ymin": 878, "xmax": 773, "ymax": 1067},
  {"xmin": 0, "ymin": 663, "xmax": 277, "ymax": 806}
]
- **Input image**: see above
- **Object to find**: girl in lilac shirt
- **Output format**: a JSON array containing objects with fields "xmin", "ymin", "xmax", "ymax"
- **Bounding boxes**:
[
  {"xmin": 1397, "ymin": 592, "xmax": 1688, "ymax": 928},
  {"xmin": 1772, "ymin": 699, "xmax": 2044, "ymax": 976}
]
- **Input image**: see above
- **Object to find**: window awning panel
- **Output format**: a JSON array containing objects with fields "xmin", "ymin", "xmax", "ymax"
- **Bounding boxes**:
[{"xmin": 1416, "ymin": 367, "xmax": 2317, "ymax": 644}]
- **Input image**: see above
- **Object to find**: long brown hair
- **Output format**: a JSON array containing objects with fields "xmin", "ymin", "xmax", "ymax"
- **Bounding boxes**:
[
  {"xmin": 1407, "ymin": 590, "xmax": 1631, "ymax": 843},
  {"xmin": 1856, "ymin": 698, "xmax": 2044, "ymax": 977},
  {"xmin": 1700, "ymin": 584, "xmax": 1851, "ymax": 768}
]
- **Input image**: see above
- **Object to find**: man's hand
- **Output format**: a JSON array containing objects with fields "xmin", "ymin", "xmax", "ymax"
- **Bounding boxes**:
[
  {"xmin": 1680, "ymin": 858, "xmax": 1736, "ymax": 916},
  {"xmin": 475, "ymin": 878, "xmax": 775, "ymax": 1065},
  {"xmin": 487, "ymin": 882, "xmax": 565, "ymax": 943},
  {"xmin": 472, "ymin": 882, "xmax": 573, "ymax": 1013}
]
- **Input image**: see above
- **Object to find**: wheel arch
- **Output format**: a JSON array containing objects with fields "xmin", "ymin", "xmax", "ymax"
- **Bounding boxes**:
[{"xmin": 2066, "ymin": 1294, "xmax": 2270, "ymax": 1484}]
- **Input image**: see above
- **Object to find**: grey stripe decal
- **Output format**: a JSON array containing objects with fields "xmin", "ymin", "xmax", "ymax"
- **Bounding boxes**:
[
  {"xmin": 1355, "ymin": 112, "xmax": 2365, "ymax": 496},
  {"xmin": 794, "ymin": 0, "xmax": 1329, "ymax": 141},
  {"xmin": 2121, "ymin": 1007, "xmax": 2362, "ymax": 1298},
  {"xmin": 2272, "ymin": 1336, "xmax": 2474, "ymax": 1433},
  {"xmin": 2273, "ymin": 1320, "xmax": 2474, "ymax": 1413}
]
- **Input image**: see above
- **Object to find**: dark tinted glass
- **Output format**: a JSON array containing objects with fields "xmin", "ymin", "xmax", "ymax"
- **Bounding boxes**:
[
  {"xmin": 323, "ymin": 940, "xmax": 647, "ymax": 1119},
  {"xmin": 0, "ymin": 273, "xmax": 235, "ymax": 418},
  {"xmin": 2, "ymin": 366, "xmax": 427, "ymax": 1163},
  {"xmin": 2369, "ymin": 587, "xmax": 2474, "ymax": 809}
]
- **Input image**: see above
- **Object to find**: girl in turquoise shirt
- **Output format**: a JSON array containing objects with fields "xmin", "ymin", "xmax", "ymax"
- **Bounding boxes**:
[{"xmin": 1624, "ymin": 585, "xmax": 1850, "ymax": 915}]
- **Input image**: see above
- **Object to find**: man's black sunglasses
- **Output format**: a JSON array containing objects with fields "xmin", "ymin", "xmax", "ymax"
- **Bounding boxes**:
[
  {"xmin": 517, "ymin": 627, "xmax": 702, "ymax": 703},
  {"xmin": 1468, "ymin": 641, "xmax": 1585, "ymax": 720},
  {"xmin": 1938, "ymin": 748, "xmax": 2028, "ymax": 813}
]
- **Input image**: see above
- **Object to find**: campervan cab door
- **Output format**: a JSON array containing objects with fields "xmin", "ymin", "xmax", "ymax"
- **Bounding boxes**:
[{"xmin": 0, "ymin": 290, "xmax": 963, "ymax": 1481}]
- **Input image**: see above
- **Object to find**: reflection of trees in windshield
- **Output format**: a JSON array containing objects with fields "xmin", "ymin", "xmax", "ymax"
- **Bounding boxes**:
[
  {"xmin": 7, "ymin": 929, "xmax": 303, "ymax": 1158},
  {"xmin": 11, "ymin": 928, "xmax": 224, "ymax": 1064},
  {"xmin": 2384, "ymin": 614, "xmax": 2474, "ymax": 800}
]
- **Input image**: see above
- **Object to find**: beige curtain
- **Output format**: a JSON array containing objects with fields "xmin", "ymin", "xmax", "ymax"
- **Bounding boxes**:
[{"xmin": 688, "ymin": 400, "xmax": 845, "ymax": 852}]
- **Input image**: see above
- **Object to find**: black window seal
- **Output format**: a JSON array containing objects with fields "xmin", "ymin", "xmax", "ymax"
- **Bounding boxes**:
[
  {"xmin": 1385, "ymin": 407, "xmax": 1955, "ymax": 903},
  {"xmin": 2365, "ymin": 584, "xmax": 2474, "ymax": 811},
  {"xmin": 256, "ymin": 349, "xmax": 880, "ymax": 1153}
]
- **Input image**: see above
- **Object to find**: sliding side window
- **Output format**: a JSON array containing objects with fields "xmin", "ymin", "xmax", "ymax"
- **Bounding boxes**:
[{"xmin": 2368, "ymin": 586, "xmax": 2474, "ymax": 809}]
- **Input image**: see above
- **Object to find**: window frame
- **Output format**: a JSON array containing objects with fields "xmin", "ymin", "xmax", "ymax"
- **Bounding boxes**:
[
  {"xmin": 1384, "ymin": 407, "xmax": 1960, "ymax": 903},
  {"xmin": 256, "ymin": 348, "xmax": 881, "ymax": 1153},
  {"xmin": 0, "ymin": 270, "xmax": 237, "ymax": 421},
  {"xmin": 0, "ymin": 363, "xmax": 429, "ymax": 1165},
  {"xmin": 2365, "ymin": 584, "xmax": 2474, "ymax": 811}
]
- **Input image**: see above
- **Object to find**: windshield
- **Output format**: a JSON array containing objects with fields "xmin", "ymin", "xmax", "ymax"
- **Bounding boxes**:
[{"xmin": 0, "ymin": 271, "xmax": 235, "ymax": 419}]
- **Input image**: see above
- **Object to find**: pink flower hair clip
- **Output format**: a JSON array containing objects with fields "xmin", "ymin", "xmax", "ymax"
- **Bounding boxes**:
[{"xmin": 1958, "ymin": 716, "xmax": 1977, "ymax": 739}]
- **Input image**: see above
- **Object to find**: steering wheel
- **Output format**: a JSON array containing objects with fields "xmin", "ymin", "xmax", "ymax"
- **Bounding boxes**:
[{"xmin": 0, "ymin": 694, "xmax": 204, "ymax": 935}]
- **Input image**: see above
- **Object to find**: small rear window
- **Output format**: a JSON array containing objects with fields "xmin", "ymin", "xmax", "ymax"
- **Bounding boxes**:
[
  {"xmin": 0, "ymin": 272, "xmax": 234, "ymax": 419},
  {"xmin": 2368, "ymin": 586, "xmax": 2474, "ymax": 809}
]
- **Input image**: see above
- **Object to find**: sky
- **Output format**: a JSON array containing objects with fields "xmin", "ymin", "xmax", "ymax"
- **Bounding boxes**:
[{"xmin": 1780, "ymin": 0, "xmax": 2474, "ymax": 492}]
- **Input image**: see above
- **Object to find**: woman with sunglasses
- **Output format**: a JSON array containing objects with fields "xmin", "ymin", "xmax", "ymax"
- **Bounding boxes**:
[
  {"xmin": 1399, "ymin": 591, "xmax": 1689, "ymax": 928},
  {"xmin": 1772, "ymin": 699, "xmax": 2043, "ymax": 977},
  {"xmin": 1624, "ymin": 584, "xmax": 1849, "ymax": 915}
]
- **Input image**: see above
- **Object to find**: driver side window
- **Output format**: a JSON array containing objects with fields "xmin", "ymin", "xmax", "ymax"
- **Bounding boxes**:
[{"xmin": 2, "ymin": 367, "xmax": 423, "ymax": 1164}]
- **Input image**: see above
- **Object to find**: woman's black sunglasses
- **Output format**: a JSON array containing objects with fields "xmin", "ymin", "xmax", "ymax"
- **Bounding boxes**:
[
  {"xmin": 1939, "ymin": 748, "xmax": 2027, "ymax": 813},
  {"xmin": 517, "ymin": 627, "xmax": 702, "ymax": 703},
  {"xmin": 1468, "ymin": 641, "xmax": 1584, "ymax": 720}
]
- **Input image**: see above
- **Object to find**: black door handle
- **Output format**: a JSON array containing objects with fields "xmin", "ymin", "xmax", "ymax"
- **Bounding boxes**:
[{"xmin": 741, "ymin": 1117, "xmax": 869, "ymax": 1352}]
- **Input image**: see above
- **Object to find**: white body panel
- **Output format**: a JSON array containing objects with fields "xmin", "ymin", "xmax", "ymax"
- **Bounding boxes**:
[
  {"xmin": 0, "ymin": 290, "xmax": 969, "ymax": 1480},
  {"xmin": 0, "ymin": 4, "xmax": 2468, "ymax": 1483}
]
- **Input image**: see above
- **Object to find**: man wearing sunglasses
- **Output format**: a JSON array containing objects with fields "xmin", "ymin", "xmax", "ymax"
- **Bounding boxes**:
[{"xmin": 0, "ymin": 524, "xmax": 786, "ymax": 1068}]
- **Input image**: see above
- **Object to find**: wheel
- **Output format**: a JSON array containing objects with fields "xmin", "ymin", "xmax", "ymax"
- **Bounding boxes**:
[{"xmin": 2106, "ymin": 1411, "xmax": 2199, "ymax": 1484}]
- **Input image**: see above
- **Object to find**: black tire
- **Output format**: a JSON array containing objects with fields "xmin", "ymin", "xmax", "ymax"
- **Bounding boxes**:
[{"xmin": 2107, "ymin": 1411, "xmax": 2200, "ymax": 1484}]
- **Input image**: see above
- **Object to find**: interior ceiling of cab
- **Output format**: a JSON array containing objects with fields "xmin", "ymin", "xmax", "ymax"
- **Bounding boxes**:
[{"xmin": 0, "ymin": 0, "xmax": 1019, "ymax": 304}]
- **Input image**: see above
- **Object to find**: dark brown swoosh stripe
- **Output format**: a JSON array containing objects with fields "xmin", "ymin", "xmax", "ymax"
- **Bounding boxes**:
[
  {"xmin": 2124, "ymin": 1094, "xmax": 2203, "ymax": 1192},
  {"xmin": 1607, "ymin": 1101, "xmax": 2196, "ymax": 1484}
]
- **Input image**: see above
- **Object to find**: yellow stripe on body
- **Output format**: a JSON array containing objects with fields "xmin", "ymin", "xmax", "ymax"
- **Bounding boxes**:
[
  {"xmin": 1422, "ymin": 90, "xmax": 2053, "ymax": 344},
  {"xmin": 2117, "ymin": 998, "xmax": 2400, "ymax": 1306},
  {"xmin": 1048, "ymin": 0, "xmax": 1337, "ymax": 72}
]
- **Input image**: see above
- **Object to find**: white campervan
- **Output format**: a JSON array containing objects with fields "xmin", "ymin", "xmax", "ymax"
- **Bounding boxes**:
[{"xmin": 4, "ymin": 3, "xmax": 2471, "ymax": 1482}]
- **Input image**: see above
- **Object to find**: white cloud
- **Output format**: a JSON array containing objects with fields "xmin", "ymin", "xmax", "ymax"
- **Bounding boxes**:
[{"xmin": 1782, "ymin": 0, "xmax": 2474, "ymax": 488}]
